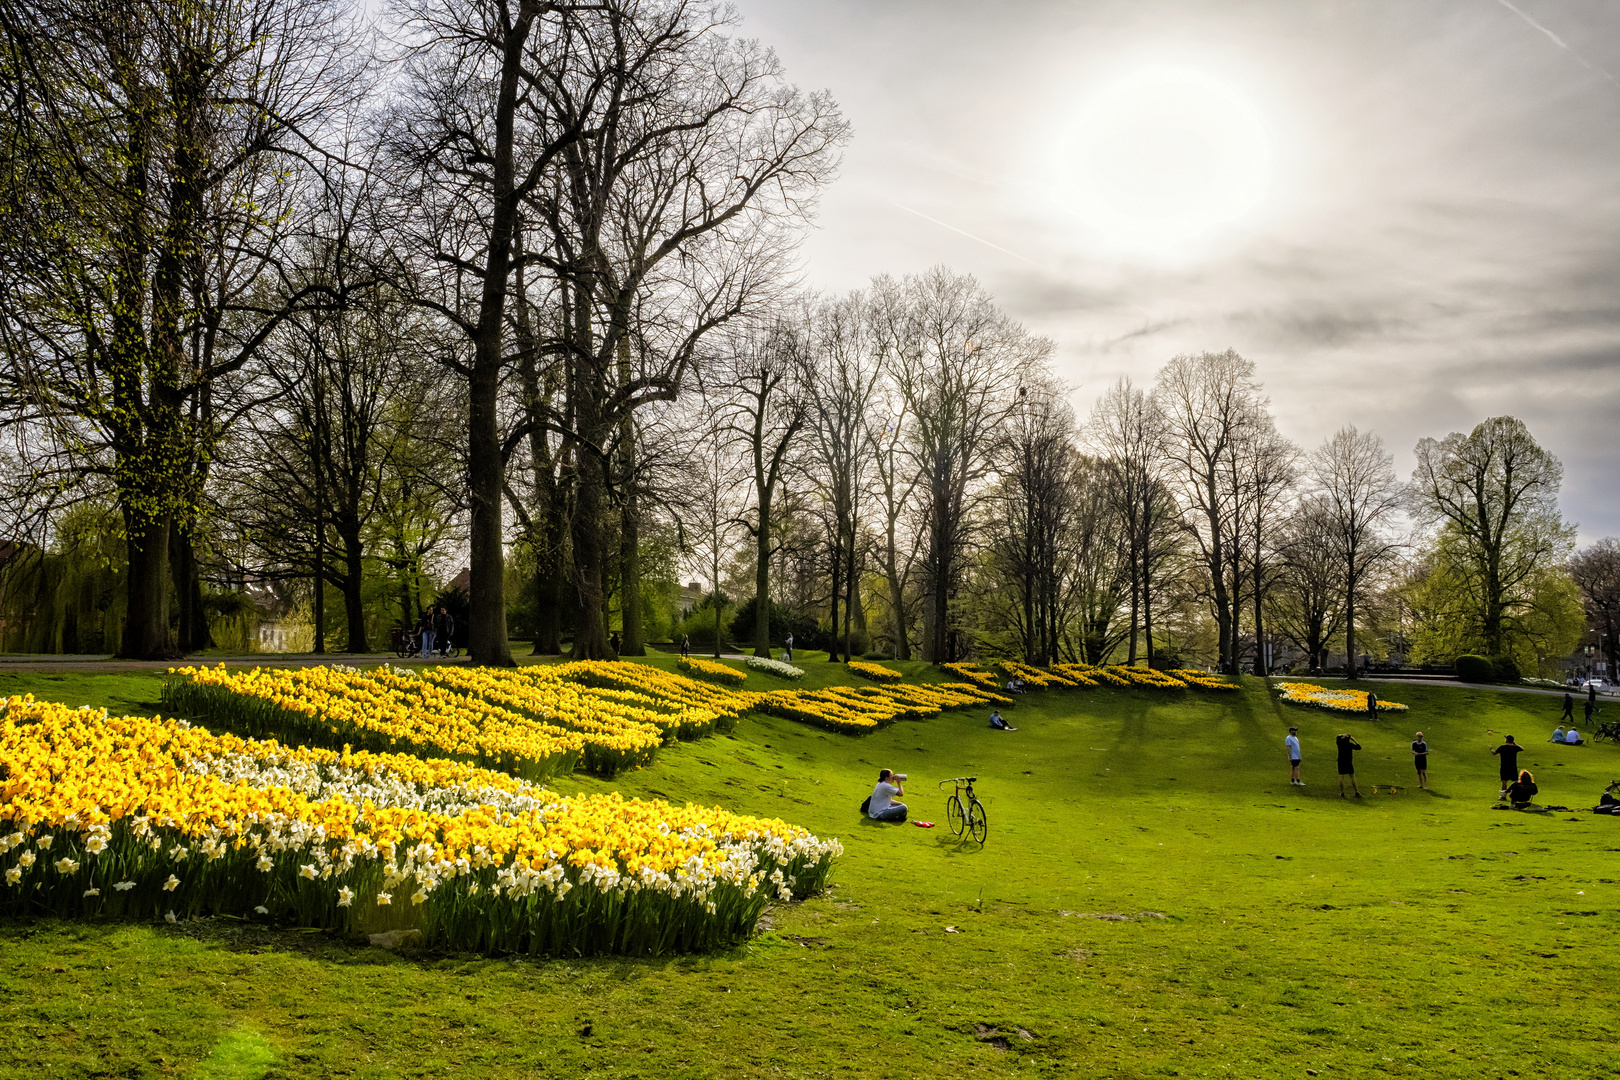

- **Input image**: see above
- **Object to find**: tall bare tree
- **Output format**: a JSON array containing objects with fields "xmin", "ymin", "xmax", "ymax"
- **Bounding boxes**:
[
  {"xmin": 886, "ymin": 268, "xmax": 1048, "ymax": 662},
  {"xmin": 1153, "ymin": 350, "xmax": 1264, "ymax": 673},
  {"xmin": 0, "ymin": 0, "xmax": 362, "ymax": 657},
  {"xmin": 1309, "ymin": 425, "xmax": 1402, "ymax": 678},
  {"xmin": 1571, "ymin": 538, "xmax": 1620, "ymax": 679}
]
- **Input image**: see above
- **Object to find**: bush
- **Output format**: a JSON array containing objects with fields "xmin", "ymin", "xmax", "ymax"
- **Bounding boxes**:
[
  {"xmin": 728, "ymin": 596, "xmax": 820, "ymax": 649},
  {"xmin": 1455, "ymin": 654, "xmax": 1493, "ymax": 683},
  {"xmin": 1487, "ymin": 655, "xmax": 1522, "ymax": 683}
]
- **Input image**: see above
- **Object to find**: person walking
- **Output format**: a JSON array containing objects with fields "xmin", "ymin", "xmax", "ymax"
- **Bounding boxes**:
[
  {"xmin": 783, "ymin": 633, "xmax": 794, "ymax": 662},
  {"xmin": 1336, "ymin": 733, "xmax": 1363, "ymax": 798},
  {"xmin": 1411, "ymin": 731, "xmax": 1429, "ymax": 790},
  {"xmin": 1584, "ymin": 697, "xmax": 1595, "ymax": 727},
  {"xmin": 680, "ymin": 634, "xmax": 690, "ymax": 658},
  {"xmin": 416, "ymin": 610, "xmax": 435, "ymax": 659},
  {"xmin": 1589, "ymin": 681, "xmax": 1599, "ymax": 708},
  {"xmin": 1285, "ymin": 727, "xmax": 1303, "ymax": 786},
  {"xmin": 1492, "ymin": 735, "xmax": 1525, "ymax": 799},
  {"xmin": 1561, "ymin": 692, "xmax": 1575, "ymax": 722},
  {"xmin": 609, "ymin": 630, "xmax": 621, "ymax": 655},
  {"xmin": 434, "ymin": 606, "xmax": 455, "ymax": 657},
  {"xmin": 1366, "ymin": 690, "xmax": 1378, "ymax": 718}
]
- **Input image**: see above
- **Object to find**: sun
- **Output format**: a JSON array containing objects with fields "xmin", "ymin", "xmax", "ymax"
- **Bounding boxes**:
[{"xmin": 1054, "ymin": 66, "xmax": 1274, "ymax": 252}]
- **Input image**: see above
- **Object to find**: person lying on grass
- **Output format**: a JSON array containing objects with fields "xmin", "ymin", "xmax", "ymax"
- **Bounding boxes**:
[
  {"xmin": 867, "ymin": 769, "xmax": 908, "ymax": 823},
  {"xmin": 989, "ymin": 710, "xmax": 1017, "ymax": 731},
  {"xmin": 1507, "ymin": 770, "xmax": 1539, "ymax": 810}
]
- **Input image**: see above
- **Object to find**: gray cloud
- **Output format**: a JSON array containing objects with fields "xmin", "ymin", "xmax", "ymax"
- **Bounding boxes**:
[{"xmin": 740, "ymin": 0, "xmax": 1620, "ymax": 542}]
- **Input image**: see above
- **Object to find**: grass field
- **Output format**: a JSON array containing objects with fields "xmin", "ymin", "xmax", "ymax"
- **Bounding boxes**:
[{"xmin": 1, "ymin": 658, "xmax": 1616, "ymax": 1079}]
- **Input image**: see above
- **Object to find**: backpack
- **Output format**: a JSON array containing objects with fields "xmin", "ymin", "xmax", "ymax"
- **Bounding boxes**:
[{"xmin": 859, "ymin": 796, "xmax": 871, "ymax": 815}]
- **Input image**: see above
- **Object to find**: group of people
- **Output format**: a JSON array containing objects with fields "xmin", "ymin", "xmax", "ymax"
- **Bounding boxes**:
[
  {"xmin": 1284, "ymin": 726, "xmax": 1427, "ymax": 796},
  {"xmin": 1561, "ymin": 685, "xmax": 1601, "ymax": 727},
  {"xmin": 1549, "ymin": 725, "xmax": 1583, "ymax": 744},
  {"xmin": 1284, "ymin": 727, "xmax": 1567, "ymax": 810},
  {"xmin": 411, "ymin": 606, "xmax": 455, "ymax": 658}
]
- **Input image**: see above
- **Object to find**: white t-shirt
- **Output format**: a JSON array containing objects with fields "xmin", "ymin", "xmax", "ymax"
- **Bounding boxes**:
[
  {"xmin": 868, "ymin": 781, "xmax": 900, "ymax": 818},
  {"xmin": 1565, "ymin": 728, "xmax": 1581, "ymax": 744},
  {"xmin": 1285, "ymin": 734, "xmax": 1300, "ymax": 761}
]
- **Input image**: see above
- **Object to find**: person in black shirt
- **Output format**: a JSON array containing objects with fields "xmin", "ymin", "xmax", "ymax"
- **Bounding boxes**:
[
  {"xmin": 433, "ymin": 606, "xmax": 454, "ymax": 656},
  {"xmin": 1411, "ymin": 731, "xmax": 1429, "ymax": 790},
  {"xmin": 1561, "ymin": 693, "xmax": 1574, "ymax": 722},
  {"xmin": 1492, "ymin": 736, "xmax": 1524, "ymax": 799},
  {"xmin": 1366, "ymin": 691, "xmax": 1378, "ymax": 718},
  {"xmin": 1336, "ymin": 733, "xmax": 1362, "ymax": 798},
  {"xmin": 1506, "ymin": 769, "xmax": 1538, "ymax": 809}
]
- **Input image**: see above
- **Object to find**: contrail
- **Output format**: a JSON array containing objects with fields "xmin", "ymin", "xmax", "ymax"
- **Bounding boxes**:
[
  {"xmin": 1492, "ymin": 0, "xmax": 1620, "ymax": 89},
  {"xmin": 892, "ymin": 203, "xmax": 1041, "ymax": 267}
]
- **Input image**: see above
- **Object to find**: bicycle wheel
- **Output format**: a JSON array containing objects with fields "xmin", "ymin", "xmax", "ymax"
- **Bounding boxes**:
[
  {"xmin": 968, "ymin": 798, "xmax": 988, "ymax": 845},
  {"xmin": 946, "ymin": 795, "xmax": 965, "ymax": 836}
]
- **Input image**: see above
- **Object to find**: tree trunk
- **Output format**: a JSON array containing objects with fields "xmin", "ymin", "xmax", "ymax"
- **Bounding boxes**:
[
  {"xmin": 619, "ymin": 489, "xmax": 645, "ymax": 655},
  {"xmin": 338, "ymin": 521, "xmax": 369, "ymax": 653},
  {"xmin": 1345, "ymin": 578, "xmax": 1357, "ymax": 680},
  {"xmin": 753, "ymin": 487, "xmax": 773, "ymax": 658},
  {"xmin": 533, "ymin": 483, "xmax": 565, "ymax": 654},
  {"xmin": 570, "ymin": 438, "xmax": 611, "ymax": 660},
  {"xmin": 121, "ymin": 516, "xmax": 176, "ymax": 660},
  {"xmin": 169, "ymin": 525, "xmax": 211, "ymax": 654}
]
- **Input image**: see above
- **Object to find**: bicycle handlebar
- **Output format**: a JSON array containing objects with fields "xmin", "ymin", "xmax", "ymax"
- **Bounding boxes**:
[{"xmin": 937, "ymin": 776, "xmax": 978, "ymax": 789}]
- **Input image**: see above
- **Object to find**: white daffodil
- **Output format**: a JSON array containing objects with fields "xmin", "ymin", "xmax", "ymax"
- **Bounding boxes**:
[
  {"xmin": 256, "ymin": 855, "xmax": 273, "ymax": 872},
  {"xmin": 411, "ymin": 890, "xmax": 427, "ymax": 906},
  {"xmin": 54, "ymin": 857, "xmax": 78, "ymax": 874},
  {"xmin": 35, "ymin": 835, "xmax": 53, "ymax": 850},
  {"xmin": 113, "ymin": 881, "xmax": 136, "ymax": 892},
  {"xmin": 4, "ymin": 868, "xmax": 20, "ymax": 886},
  {"xmin": 17, "ymin": 851, "xmax": 34, "ymax": 868},
  {"xmin": 83, "ymin": 887, "xmax": 100, "ymax": 897},
  {"xmin": 376, "ymin": 891, "xmax": 392, "ymax": 906},
  {"xmin": 164, "ymin": 910, "xmax": 177, "ymax": 924},
  {"xmin": 169, "ymin": 845, "xmax": 188, "ymax": 859},
  {"xmin": 162, "ymin": 874, "xmax": 180, "ymax": 892},
  {"xmin": 254, "ymin": 905, "xmax": 269, "ymax": 914},
  {"xmin": 298, "ymin": 864, "xmax": 317, "ymax": 880},
  {"xmin": 337, "ymin": 886, "xmax": 354, "ymax": 907},
  {"xmin": 85, "ymin": 835, "xmax": 108, "ymax": 855}
]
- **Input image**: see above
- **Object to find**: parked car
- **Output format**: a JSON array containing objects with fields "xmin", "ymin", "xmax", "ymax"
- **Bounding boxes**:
[{"xmin": 1582, "ymin": 678, "xmax": 1611, "ymax": 692}]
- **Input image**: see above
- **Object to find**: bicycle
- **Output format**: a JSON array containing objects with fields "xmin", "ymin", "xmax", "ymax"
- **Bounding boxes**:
[{"xmin": 939, "ymin": 776, "xmax": 988, "ymax": 846}]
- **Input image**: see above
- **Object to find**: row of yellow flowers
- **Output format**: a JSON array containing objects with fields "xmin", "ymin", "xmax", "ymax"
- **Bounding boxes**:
[
  {"xmin": 971, "ymin": 660, "xmax": 1241, "ymax": 692},
  {"xmin": 846, "ymin": 660, "xmax": 902, "ymax": 683},
  {"xmin": 1275, "ymin": 682, "xmax": 1408, "ymax": 714},
  {"xmin": 0, "ymin": 696, "xmax": 840, "ymax": 956},
  {"xmin": 675, "ymin": 655, "xmax": 747, "ymax": 687}
]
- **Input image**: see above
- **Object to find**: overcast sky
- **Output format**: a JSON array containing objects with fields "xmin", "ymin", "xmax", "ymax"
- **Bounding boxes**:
[{"xmin": 732, "ymin": 0, "xmax": 1620, "ymax": 543}]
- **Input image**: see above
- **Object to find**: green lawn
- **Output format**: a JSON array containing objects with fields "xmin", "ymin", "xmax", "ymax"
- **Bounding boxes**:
[{"xmin": 1, "ymin": 665, "xmax": 1616, "ymax": 1078}]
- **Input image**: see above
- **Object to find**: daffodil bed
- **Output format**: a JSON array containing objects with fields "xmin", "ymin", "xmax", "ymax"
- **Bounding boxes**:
[
  {"xmin": 1275, "ymin": 682, "xmax": 1409, "ymax": 714},
  {"xmin": 674, "ymin": 655, "xmax": 747, "ymax": 687},
  {"xmin": 940, "ymin": 662, "xmax": 998, "ymax": 688},
  {"xmin": 0, "ymin": 696, "xmax": 840, "ymax": 956},
  {"xmin": 845, "ymin": 660, "xmax": 901, "ymax": 682},
  {"xmin": 986, "ymin": 660, "xmax": 1239, "ymax": 692}
]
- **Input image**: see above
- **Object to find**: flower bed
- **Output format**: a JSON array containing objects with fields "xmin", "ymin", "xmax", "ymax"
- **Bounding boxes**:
[
  {"xmin": 940, "ymin": 662, "xmax": 997, "ymax": 688},
  {"xmin": 0, "ymin": 696, "xmax": 840, "ymax": 956},
  {"xmin": 846, "ymin": 660, "xmax": 901, "ymax": 683},
  {"xmin": 1169, "ymin": 669, "xmax": 1241, "ymax": 691},
  {"xmin": 744, "ymin": 655, "xmax": 804, "ymax": 680},
  {"xmin": 1275, "ymin": 682, "xmax": 1408, "ymax": 714},
  {"xmin": 675, "ymin": 655, "xmax": 747, "ymax": 687}
]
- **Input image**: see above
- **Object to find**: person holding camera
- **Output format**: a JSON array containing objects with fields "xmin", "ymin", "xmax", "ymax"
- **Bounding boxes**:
[{"xmin": 866, "ymin": 768, "xmax": 908, "ymax": 822}]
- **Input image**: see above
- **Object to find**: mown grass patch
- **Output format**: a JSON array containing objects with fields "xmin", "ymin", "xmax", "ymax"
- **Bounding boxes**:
[{"xmin": 1, "ymin": 669, "xmax": 1616, "ymax": 1077}]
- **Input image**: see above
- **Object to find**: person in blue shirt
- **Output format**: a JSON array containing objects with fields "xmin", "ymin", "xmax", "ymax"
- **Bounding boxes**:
[{"xmin": 989, "ymin": 710, "xmax": 1016, "ymax": 731}]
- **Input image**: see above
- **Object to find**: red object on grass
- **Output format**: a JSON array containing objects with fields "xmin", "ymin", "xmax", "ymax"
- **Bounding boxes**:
[{"xmin": 914, "ymin": 820, "xmax": 935, "ymax": 828}]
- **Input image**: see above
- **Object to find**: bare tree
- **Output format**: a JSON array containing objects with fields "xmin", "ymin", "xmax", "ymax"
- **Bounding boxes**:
[
  {"xmin": 718, "ymin": 321, "xmax": 805, "ymax": 658},
  {"xmin": 0, "ymin": 0, "xmax": 363, "ymax": 657},
  {"xmin": 1153, "ymin": 350, "xmax": 1264, "ymax": 673},
  {"xmin": 1409, "ymin": 416, "xmax": 1573, "ymax": 658},
  {"xmin": 1271, "ymin": 496, "xmax": 1345, "ymax": 673},
  {"xmin": 1570, "ymin": 538, "xmax": 1620, "ymax": 679},
  {"xmin": 887, "ymin": 268, "xmax": 1049, "ymax": 662},
  {"xmin": 1309, "ymin": 425, "xmax": 1403, "ymax": 678}
]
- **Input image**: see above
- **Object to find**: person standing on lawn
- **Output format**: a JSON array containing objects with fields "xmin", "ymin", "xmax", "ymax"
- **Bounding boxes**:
[
  {"xmin": 1492, "ymin": 735, "xmax": 1525, "ymax": 799},
  {"xmin": 1366, "ymin": 690, "xmax": 1378, "ymax": 718},
  {"xmin": 1411, "ymin": 731, "xmax": 1429, "ymax": 790},
  {"xmin": 417, "ymin": 609, "xmax": 436, "ymax": 659},
  {"xmin": 681, "ymin": 634, "xmax": 690, "ymax": 658},
  {"xmin": 1285, "ymin": 727, "xmax": 1303, "ymax": 786},
  {"xmin": 1336, "ymin": 733, "xmax": 1363, "ymax": 798},
  {"xmin": 1561, "ymin": 692, "xmax": 1575, "ymax": 722}
]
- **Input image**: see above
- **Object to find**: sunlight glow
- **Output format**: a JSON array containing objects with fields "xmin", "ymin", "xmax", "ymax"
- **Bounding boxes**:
[{"xmin": 1054, "ymin": 66, "xmax": 1274, "ymax": 252}]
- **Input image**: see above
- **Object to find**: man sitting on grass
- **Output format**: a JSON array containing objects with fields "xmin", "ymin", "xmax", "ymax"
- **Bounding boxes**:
[
  {"xmin": 866, "ymin": 769, "xmax": 908, "ymax": 823},
  {"xmin": 989, "ymin": 710, "xmax": 1017, "ymax": 731},
  {"xmin": 1564, "ymin": 726, "xmax": 1582, "ymax": 745}
]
